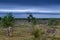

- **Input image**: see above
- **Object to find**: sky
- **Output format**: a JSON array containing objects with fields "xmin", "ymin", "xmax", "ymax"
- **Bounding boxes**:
[{"xmin": 0, "ymin": 0, "xmax": 60, "ymax": 18}]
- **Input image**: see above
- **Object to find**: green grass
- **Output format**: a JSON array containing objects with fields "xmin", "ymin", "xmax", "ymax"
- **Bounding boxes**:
[{"xmin": 0, "ymin": 23, "xmax": 60, "ymax": 40}]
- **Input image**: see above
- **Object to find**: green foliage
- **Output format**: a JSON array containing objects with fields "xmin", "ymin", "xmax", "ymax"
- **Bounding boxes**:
[
  {"xmin": 7, "ymin": 13, "xmax": 15, "ymax": 22},
  {"xmin": 27, "ymin": 14, "xmax": 33, "ymax": 22},
  {"xmin": 27, "ymin": 13, "xmax": 37, "ymax": 24},
  {"xmin": 29, "ymin": 14, "xmax": 33, "ymax": 18},
  {"xmin": 32, "ymin": 17, "xmax": 37, "ymax": 25},
  {"xmin": 27, "ymin": 16, "xmax": 31, "ymax": 22},
  {"xmin": 48, "ymin": 19, "xmax": 60, "ymax": 26},
  {"xmin": 2, "ymin": 13, "xmax": 15, "ymax": 27},
  {"xmin": 27, "ymin": 13, "xmax": 37, "ymax": 25},
  {"xmin": 0, "ymin": 17, "xmax": 1, "ymax": 20},
  {"xmin": 32, "ymin": 29, "xmax": 40, "ymax": 38},
  {"xmin": 32, "ymin": 28, "xmax": 45, "ymax": 40}
]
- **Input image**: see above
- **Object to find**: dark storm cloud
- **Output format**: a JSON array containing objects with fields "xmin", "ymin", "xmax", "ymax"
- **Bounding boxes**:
[{"xmin": 0, "ymin": 0, "xmax": 60, "ymax": 5}]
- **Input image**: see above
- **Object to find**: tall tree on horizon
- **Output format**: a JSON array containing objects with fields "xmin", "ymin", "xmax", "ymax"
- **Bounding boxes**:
[
  {"xmin": 27, "ymin": 13, "xmax": 34, "ymax": 22},
  {"xmin": 0, "ymin": 17, "xmax": 1, "ymax": 20}
]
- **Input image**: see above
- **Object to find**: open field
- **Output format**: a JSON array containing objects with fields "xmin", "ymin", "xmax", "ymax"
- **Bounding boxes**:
[
  {"xmin": 0, "ymin": 20, "xmax": 60, "ymax": 40},
  {"xmin": 0, "ymin": 22, "xmax": 33, "ymax": 40}
]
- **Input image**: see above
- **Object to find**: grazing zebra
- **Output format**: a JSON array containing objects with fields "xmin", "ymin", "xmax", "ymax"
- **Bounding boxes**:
[
  {"xmin": 47, "ymin": 29, "xmax": 56, "ymax": 34},
  {"xmin": 7, "ymin": 26, "xmax": 12, "ymax": 37}
]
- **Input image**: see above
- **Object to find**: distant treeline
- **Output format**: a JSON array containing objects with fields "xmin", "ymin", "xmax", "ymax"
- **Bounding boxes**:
[{"xmin": 15, "ymin": 18, "xmax": 60, "ymax": 20}]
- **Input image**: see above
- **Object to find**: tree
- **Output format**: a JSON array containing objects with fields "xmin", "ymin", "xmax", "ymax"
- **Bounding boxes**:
[
  {"xmin": 32, "ymin": 17, "xmax": 37, "ymax": 25},
  {"xmin": 28, "ymin": 14, "xmax": 37, "ymax": 30},
  {"xmin": 27, "ymin": 16, "xmax": 31, "ymax": 22},
  {"xmin": 0, "ymin": 17, "xmax": 1, "ymax": 20},
  {"xmin": 27, "ymin": 13, "xmax": 45, "ymax": 40},
  {"xmin": 2, "ymin": 13, "xmax": 15, "ymax": 37},
  {"xmin": 27, "ymin": 14, "xmax": 33, "ymax": 22},
  {"xmin": 0, "ymin": 17, "xmax": 2, "ymax": 27}
]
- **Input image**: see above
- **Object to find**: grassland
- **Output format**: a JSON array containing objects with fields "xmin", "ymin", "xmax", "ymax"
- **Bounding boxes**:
[{"xmin": 0, "ymin": 19, "xmax": 60, "ymax": 40}]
